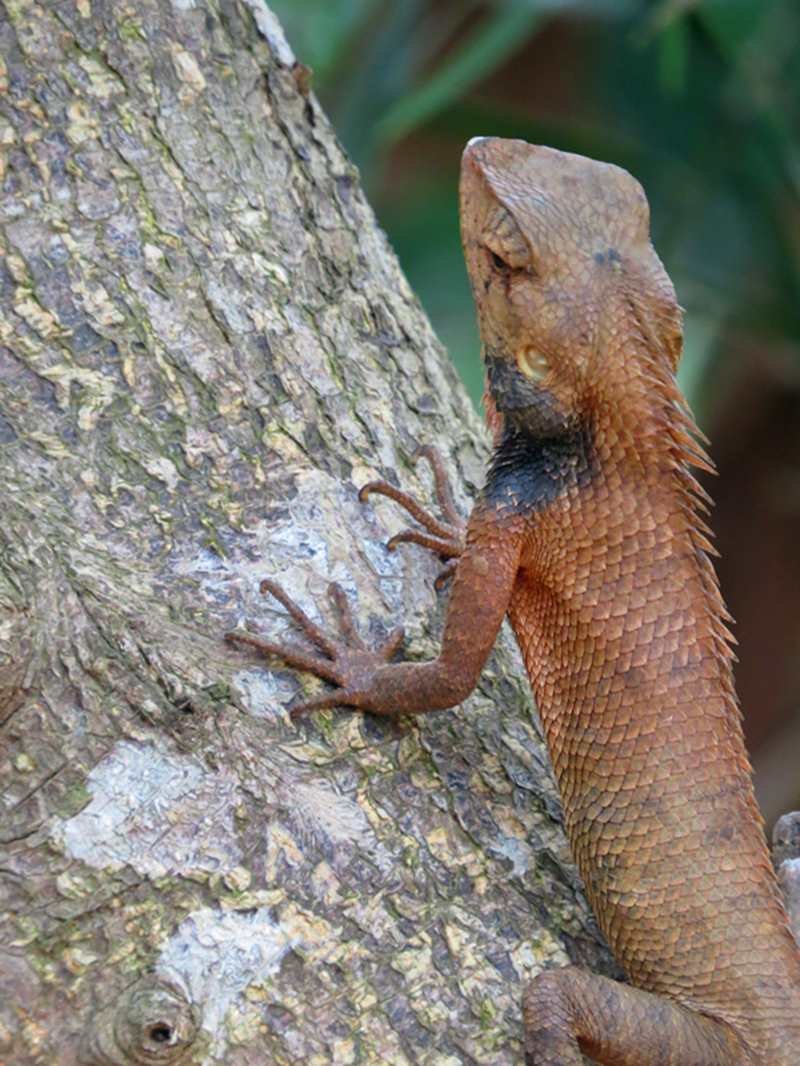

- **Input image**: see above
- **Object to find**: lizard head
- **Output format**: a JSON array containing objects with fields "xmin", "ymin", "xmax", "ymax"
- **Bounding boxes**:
[{"xmin": 459, "ymin": 138, "xmax": 684, "ymax": 445}]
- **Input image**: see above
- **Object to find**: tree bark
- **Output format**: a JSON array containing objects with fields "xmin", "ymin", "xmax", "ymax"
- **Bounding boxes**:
[{"xmin": 0, "ymin": 1, "xmax": 614, "ymax": 1062}]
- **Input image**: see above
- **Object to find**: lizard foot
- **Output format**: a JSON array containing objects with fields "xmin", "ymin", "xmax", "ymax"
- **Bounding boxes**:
[
  {"xmin": 225, "ymin": 579, "xmax": 404, "ymax": 720},
  {"xmin": 359, "ymin": 445, "xmax": 466, "ymax": 588}
]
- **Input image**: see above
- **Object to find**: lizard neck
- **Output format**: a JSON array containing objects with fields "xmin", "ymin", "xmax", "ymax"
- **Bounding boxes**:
[
  {"xmin": 507, "ymin": 389, "xmax": 737, "ymax": 765},
  {"xmin": 480, "ymin": 332, "xmax": 742, "ymax": 790}
]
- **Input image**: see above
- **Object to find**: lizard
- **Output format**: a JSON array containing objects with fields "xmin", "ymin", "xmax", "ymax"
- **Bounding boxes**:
[{"xmin": 226, "ymin": 138, "xmax": 800, "ymax": 1065}]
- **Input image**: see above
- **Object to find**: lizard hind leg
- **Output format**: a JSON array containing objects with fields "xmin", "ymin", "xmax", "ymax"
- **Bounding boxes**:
[
  {"xmin": 772, "ymin": 811, "xmax": 800, "ymax": 942},
  {"xmin": 522, "ymin": 969, "xmax": 746, "ymax": 1066}
]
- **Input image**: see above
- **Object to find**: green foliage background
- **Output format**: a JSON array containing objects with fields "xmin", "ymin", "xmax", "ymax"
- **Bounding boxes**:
[{"xmin": 272, "ymin": 0, "xmax": 800, "ymax": 423}]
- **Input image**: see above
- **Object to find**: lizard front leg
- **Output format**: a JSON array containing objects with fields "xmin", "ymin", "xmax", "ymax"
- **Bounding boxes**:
[
  {"xmin": 226, "ymin": 579, "xmax": 405, "ymax": 719},
  {"xmin": 226, "ymin": 502, "xmax": 525, "ymax": 719}
]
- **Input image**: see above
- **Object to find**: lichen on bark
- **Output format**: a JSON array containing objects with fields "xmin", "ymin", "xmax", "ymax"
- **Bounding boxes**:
[{"xmin": 0, "ymin": 1, "xmax": 613, "ymax": 1062}]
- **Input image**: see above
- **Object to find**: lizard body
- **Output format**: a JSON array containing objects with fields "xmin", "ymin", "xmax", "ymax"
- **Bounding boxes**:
[{"xmin": 228, "ymin": 139, "xmax": 800, "ymax": 1064}]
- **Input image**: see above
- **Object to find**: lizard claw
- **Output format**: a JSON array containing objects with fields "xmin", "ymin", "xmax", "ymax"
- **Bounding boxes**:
[
  {"xmin": 225, "ymin": 580, "xmax": 405, "ymax": 720},
  {"xmin": 359, "ymin": 445, "xmax": 466, "ymax": 571},
  {"xmin": 433, "ymin": 559, "xmax": 458, "ymax": 590}
]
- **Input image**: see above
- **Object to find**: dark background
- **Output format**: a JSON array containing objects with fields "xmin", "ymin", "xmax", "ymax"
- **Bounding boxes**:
[{"xmin": 272, "ymin": 0, "xmax": 800, "ymax": 825}]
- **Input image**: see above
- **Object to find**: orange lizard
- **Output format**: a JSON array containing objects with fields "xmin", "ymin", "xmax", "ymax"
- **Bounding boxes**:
[{"xmin": 227, "ymin": 138, "xmax": 800, "ymax": 1064}]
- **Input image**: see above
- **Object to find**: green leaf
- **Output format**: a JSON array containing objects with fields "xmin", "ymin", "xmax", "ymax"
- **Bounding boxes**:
[
  {"xmin": 658, "ymin": 16, "xmax": 688, "ymax": 96},
  {"xmin": 373, "ymin": 4, "xmax": 545, "ymax": 145}
]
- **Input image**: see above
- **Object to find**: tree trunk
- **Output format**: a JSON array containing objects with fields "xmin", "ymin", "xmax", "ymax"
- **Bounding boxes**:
[{"xmin": 0, "ymin": 1, "xmax": 613, "ymax": 1062}]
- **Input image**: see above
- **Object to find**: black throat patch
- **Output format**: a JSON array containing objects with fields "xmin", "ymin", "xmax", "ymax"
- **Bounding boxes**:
[{"xmin": 483, "ymin": 420, "xmax": 594, "ymax": 515}]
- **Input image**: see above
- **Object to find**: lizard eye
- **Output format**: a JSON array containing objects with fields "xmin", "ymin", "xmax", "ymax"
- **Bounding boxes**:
[{"xmin": 483, "ymin": 206, "xmax": 532, "ymax": 274}]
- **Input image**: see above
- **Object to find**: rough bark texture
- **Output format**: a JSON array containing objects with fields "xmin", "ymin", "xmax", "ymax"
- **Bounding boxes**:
[{"xmin": 0, "ymin": 1, "xmax": 614, "ymax": 1063}]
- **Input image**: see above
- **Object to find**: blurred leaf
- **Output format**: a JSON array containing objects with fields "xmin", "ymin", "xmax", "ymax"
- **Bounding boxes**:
[
  {"xmin": 658, "ymin": 16, "xmax": 688, "ymax": 95},
  {"xmin": 318, "ymin": 0, "xmax": 435, "ymax": 177},
  {"xmin": 695, "ymin": 0, "xmax": 768, "ymax": 58},
  {"xmin": 374, "ymin": 5, "xmax": 546, "ymax": 145},
  {"xmin": 268, "ymin": 0, "xmax": 378, "ymax": 84}
]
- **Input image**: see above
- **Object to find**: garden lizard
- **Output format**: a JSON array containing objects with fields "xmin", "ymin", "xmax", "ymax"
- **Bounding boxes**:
[{"xmin": 227, "ymin": 138, "xmax": 800, "ymax": 1064}]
